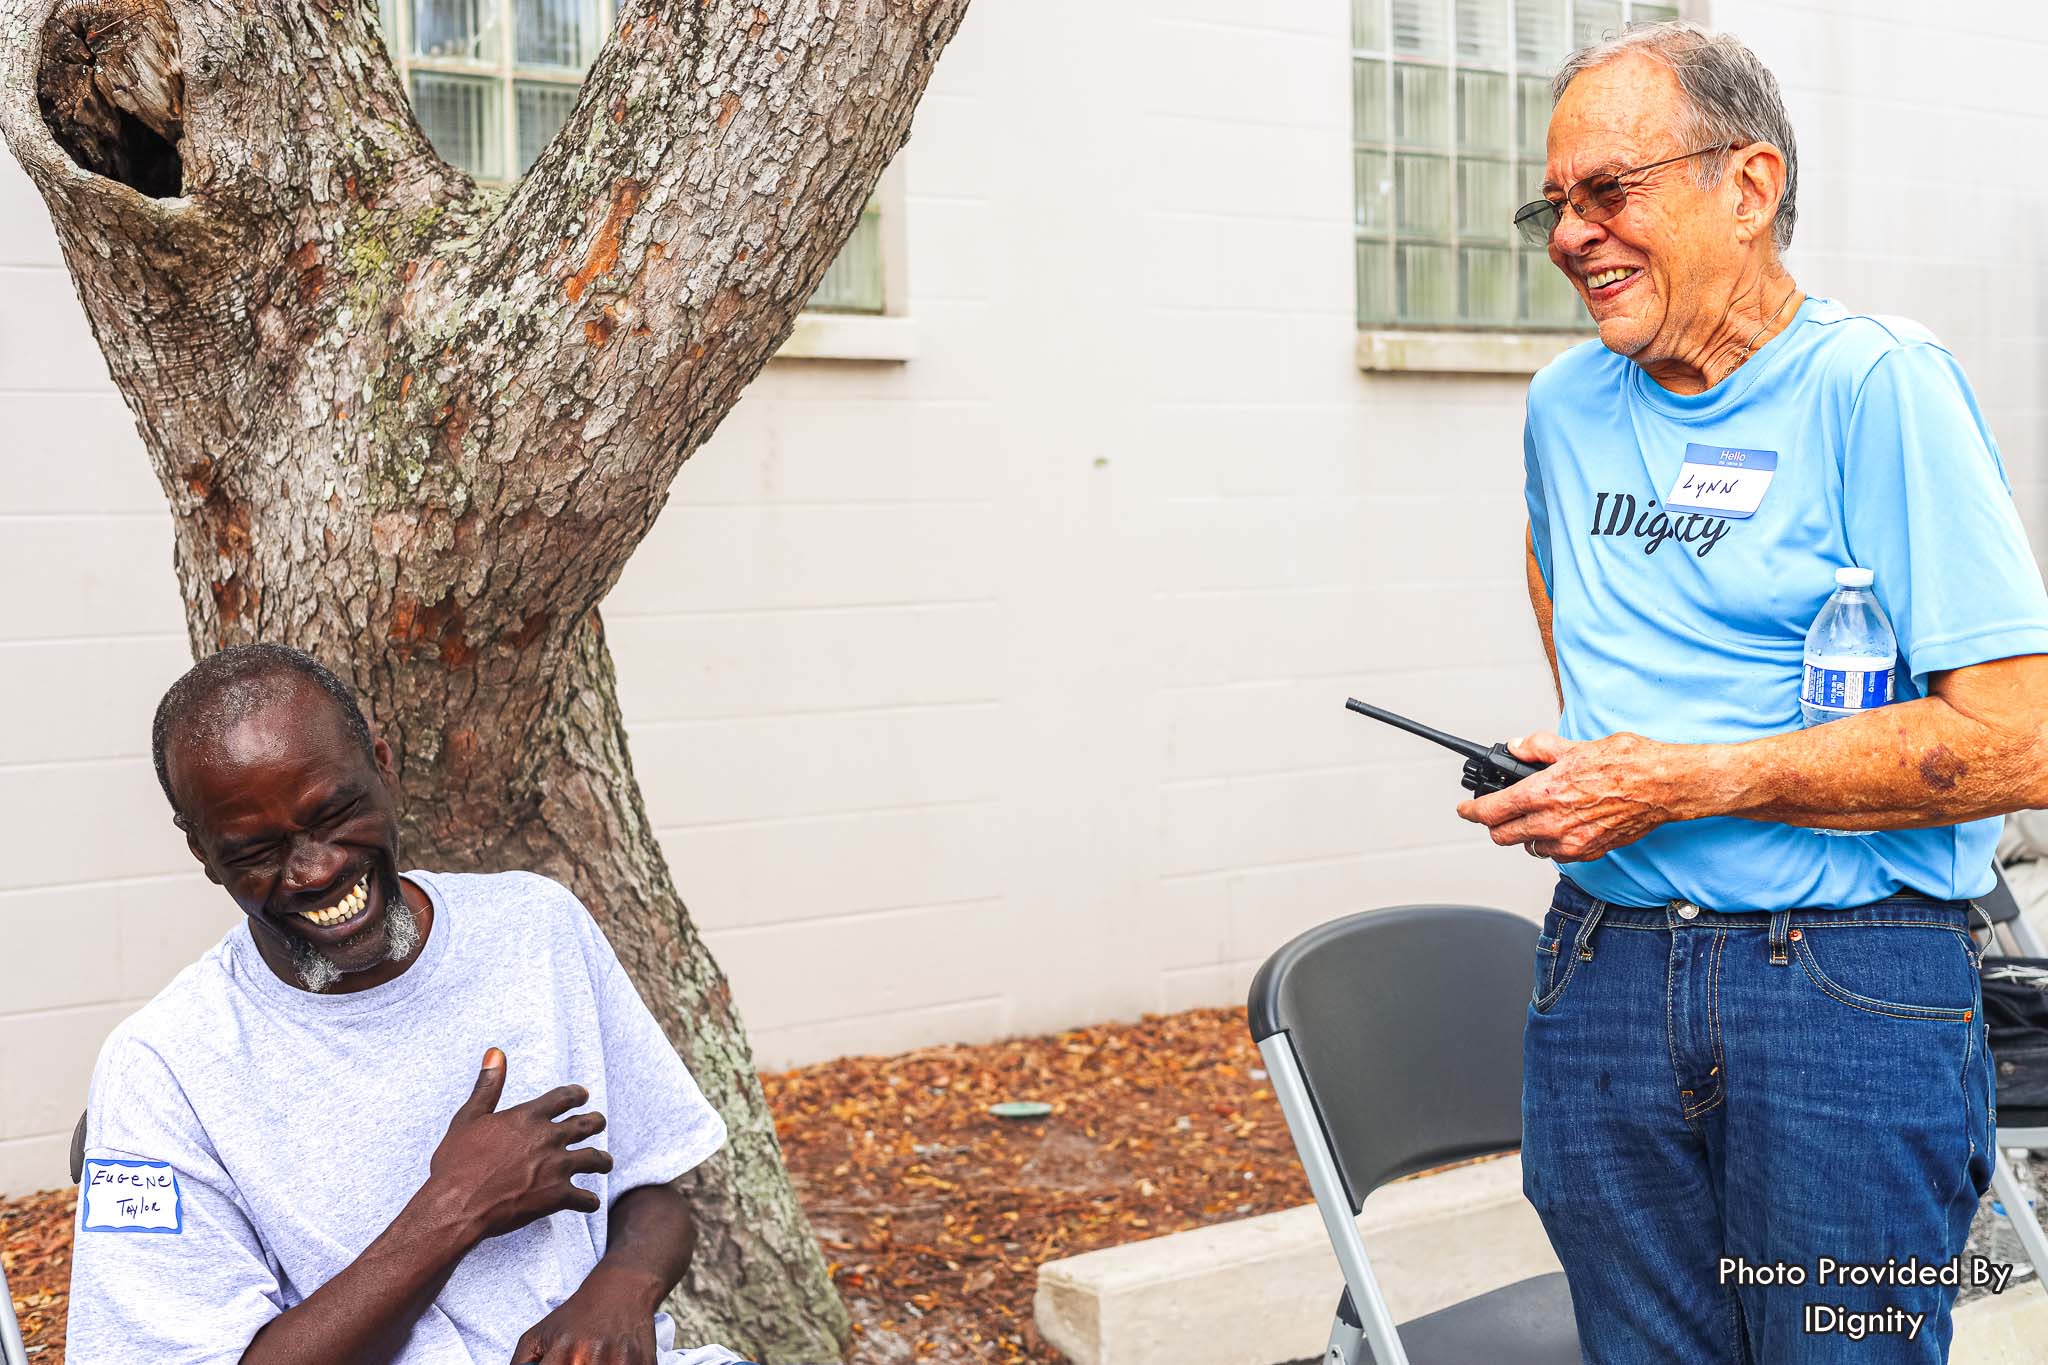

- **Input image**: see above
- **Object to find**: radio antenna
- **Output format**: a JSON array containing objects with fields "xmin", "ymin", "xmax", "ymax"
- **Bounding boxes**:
[{"xmin": 1343, "ymin": 698, "xmax": 1492, "ymax": 764}]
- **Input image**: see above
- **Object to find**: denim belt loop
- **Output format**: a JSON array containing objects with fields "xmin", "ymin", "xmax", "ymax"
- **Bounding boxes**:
[
  {"xmin": 1574, "ymin": 899, "xmax": 1608, "ymax": 962},
  {"xmin": 1967, "ymin": 898, "xmax": 1997, "ymax": 940},
  {"xmin": 1768, "ymin": 908, "xmax": 1792, "ymax": 965}
]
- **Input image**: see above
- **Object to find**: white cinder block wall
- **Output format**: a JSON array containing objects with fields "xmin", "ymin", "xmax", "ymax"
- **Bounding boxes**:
[{"xmin": 3, "ymin": 0, "xmax": 2044, "ymax": 1194}]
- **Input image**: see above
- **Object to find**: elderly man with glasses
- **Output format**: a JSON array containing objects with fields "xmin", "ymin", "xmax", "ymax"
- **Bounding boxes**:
[{"xmin": 1456, "ymin": 21, "xmax": 2048, "ymax": 1365}]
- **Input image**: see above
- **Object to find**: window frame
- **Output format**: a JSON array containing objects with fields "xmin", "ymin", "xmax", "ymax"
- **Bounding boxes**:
[{"xmin": 775, "ymin": 159, "xmax": 916, "ymax": 361}]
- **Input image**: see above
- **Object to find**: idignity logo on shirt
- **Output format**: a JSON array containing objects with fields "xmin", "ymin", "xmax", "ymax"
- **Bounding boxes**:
[{"xmin": 1586, "ymin": 491, "xmax": 1734, "ymax": 558}]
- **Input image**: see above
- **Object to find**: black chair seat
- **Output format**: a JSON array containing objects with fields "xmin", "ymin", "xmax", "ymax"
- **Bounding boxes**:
[
  {"xmin": 1391, "ymin": 1272, "xmax": 1580, "ymax": 1365},
  {"xmin": 1998, "ymin": 1105, "xmax": 2048, "ymax": 1132}
]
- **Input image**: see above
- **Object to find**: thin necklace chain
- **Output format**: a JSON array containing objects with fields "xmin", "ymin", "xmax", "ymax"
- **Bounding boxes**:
[{"xmin": 1736, "ymin": 284, "xmax": 1798, "ymax": 367}]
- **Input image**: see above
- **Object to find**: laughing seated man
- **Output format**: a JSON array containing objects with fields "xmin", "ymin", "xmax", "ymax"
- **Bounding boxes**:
[{"xmin": 69, "ymin": 644, "xmax": 749, "ymax": 1365}]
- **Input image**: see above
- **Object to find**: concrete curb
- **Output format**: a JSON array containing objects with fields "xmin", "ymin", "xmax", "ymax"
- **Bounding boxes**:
[
  {"xmin": 1952, "ymin": 1286, "xmax": 2048, "ymax": 1361},
  {"xmin": 1035, "ymin": 1154, "xmax": 1552, "ymax": 1365},
  {"xmin": 1033, "ymin": 1154, "xmax": 2048, "ymax": 1365}
]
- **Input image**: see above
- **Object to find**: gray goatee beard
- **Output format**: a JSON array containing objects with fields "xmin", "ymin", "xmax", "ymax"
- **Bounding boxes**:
[{"xmin": 290, "ymin": 894, "xmax": 422, "ymax": 993}]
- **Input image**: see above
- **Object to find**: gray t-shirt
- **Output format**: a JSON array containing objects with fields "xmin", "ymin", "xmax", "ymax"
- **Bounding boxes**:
[{"xmin": 68, "ymin": 869, "xmax": 738, "ymax": 1364}]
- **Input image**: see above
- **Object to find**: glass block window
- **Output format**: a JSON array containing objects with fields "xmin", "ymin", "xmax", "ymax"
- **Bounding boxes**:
[
  {"xmin": 1351, "ymin": 0, "xmax": 1680, "ymax": 329},
  {"xmin": 807, "ymin": 196, "xmax": 886, "ymax": 314},
  {"xmin": 378, "ymin": 0, "xmax": 890, "ymax": 315},
  {"xmin": 379, "ymin": 0, "xmax": 607, "ymax": 180}
]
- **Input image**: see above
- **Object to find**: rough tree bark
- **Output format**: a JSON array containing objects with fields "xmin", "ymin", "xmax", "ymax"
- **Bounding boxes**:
[{"xmin": 0, "ymin": 0, "xmax": 970, "ymax": 1356}]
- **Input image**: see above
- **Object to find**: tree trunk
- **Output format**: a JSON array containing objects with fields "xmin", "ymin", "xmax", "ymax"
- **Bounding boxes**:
[{"xmin": 0, "ymin": 0, "xmax": 970, "ymax": 1356}]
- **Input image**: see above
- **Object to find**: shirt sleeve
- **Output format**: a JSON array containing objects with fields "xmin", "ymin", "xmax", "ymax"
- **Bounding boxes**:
[
  {"xmin": 67, "ymin": 1037, "xmax": 283, "ymax": 1365},
  {"xmin": 556, "ymin": 883, "xmax": 728, "ymax": 1194},
  {"xmin": 1841, "ymin": 343, "xmax": 2048, "ymax": 696}
]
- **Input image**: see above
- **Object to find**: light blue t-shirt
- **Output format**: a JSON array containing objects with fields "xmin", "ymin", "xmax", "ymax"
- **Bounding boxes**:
[
  {"xmin": 1524, "ymin": 296, "xmax": 2048, "ymax": 911},
  {"xmin": 67, "ymin": 870, "xmax": 741, "ymax": 1364}
]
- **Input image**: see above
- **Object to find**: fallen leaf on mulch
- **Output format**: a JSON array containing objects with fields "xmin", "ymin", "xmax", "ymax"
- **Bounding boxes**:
[{"xmin": 2, "ymin": 1005, "xmax": 1315, "ymax": 1364}]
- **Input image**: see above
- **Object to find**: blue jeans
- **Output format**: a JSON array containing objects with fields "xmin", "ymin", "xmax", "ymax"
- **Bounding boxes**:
[{"xmin": 1522, "ymin": 876, "xmax": 1997, "ymax": 1363}]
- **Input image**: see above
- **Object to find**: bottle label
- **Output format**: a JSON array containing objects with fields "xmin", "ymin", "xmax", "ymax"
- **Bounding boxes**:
[{"xmin": 1803, "ymin": 662, "xmax": 1895, "ymax": 711}]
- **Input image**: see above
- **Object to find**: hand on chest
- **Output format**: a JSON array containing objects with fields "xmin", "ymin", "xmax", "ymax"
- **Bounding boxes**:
[{"xmin": 220, "ymin": 1008, "xmax": 593, "ymax": 1232}]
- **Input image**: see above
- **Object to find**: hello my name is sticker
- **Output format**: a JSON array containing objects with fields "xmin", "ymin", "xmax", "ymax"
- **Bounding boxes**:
[
  {"xmin": 79, "ymin": 1158, "xmax": 183, "ymax": 1234},
  {"xmin": 1663, "ymin": 443, "xmax": 1779, "ymax": 519}
]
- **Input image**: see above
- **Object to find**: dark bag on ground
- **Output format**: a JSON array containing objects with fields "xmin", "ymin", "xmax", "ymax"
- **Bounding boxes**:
[{"xmin": 1984, "ymin": 957, "xmax": 2048, "ymax": 1109}]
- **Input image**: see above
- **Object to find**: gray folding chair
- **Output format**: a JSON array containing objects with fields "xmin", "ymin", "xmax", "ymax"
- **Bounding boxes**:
[
  {"xmin": 1976, "ymin": 867, "xmax": 2048, "ymax": 1289},
  {"xmin": 1978, "ymin": 863, "xmax": 2048, "ymax": 958},
  {"xmin": 0, "ymin": 1111, "xmax": 93, "ymax": 1365},
  {"xmin": 1248, "ymin": 904, "xmax": 1579, "ymax": 1365},
  {"xmin": 0, "ymin": 1255, "xmax": 25, "ymax": 1365}
]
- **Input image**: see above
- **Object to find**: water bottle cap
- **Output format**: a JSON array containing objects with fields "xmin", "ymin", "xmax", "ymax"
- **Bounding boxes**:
[{"xmin": 1835, "ymin": 567, "xmax": 1874, "ymax": 588}]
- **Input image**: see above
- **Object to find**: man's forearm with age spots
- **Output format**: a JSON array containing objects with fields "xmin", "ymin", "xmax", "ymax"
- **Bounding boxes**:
[{"xmin": 1685, "ymin": 658, "xmax": 2048, "ymax": 830}]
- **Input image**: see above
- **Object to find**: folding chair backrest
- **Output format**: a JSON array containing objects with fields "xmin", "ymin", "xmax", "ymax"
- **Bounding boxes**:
[
  {"xmin": 1979, "ymin": 866, "xmax": 2022, "ymax": 928},
  {"xmin": 1978, "ymin": 864, "xmax": 2048, "ymax": 959},
  {"xmin": 1247, "ymin": 904, "xmax": 1533, "ymax": 1210}
]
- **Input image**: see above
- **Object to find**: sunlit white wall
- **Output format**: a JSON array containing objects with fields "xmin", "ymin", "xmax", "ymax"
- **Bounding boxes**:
[{"xmin": 3, "ymin": 0, "xmax": 2043, "ymax": 1194}]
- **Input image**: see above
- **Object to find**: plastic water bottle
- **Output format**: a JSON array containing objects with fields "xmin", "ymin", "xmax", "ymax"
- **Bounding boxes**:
[{"xmin": 1801, "ymin": 567, "xmax": 1896, "ymax": 836}]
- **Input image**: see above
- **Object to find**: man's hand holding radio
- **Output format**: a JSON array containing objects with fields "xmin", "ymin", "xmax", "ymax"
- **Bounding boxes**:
[{"xmin": 1457, "ymin": 730, "xmax": 1692, "ymax": 862}]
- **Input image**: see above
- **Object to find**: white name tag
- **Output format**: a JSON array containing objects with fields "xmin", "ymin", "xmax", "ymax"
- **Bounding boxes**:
[
  {"xmin": 1663, "ymin": 443, "xmax": 1778, "ymax": 519},
  {"xmin": 80, "ymin": 1159, "xmax": 183, "ymax": 1233}
]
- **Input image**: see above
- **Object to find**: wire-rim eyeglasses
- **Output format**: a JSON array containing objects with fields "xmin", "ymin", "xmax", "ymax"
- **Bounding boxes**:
[{"xmin": 1512, "ymin": 144, "xmax": 1742, "ymax": 248}]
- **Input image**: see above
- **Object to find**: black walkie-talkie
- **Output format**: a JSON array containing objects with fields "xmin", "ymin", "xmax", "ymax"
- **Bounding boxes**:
[{"xmin": 1344, "ymin": 698, "xmax": 1549, "ymax": 797}]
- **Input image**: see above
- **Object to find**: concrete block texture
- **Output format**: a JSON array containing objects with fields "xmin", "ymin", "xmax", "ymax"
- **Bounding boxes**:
[
  {"xmin": 0, "ymin": 268, "xmax": 110, "ymax": 389},
  {"xmin": 4, "ymin": 0, "xmax": 2048, "ymax": 1191},
  {"xmin": 0, "ymin": 1133, "xmax": 72, "ymax": 1203}
]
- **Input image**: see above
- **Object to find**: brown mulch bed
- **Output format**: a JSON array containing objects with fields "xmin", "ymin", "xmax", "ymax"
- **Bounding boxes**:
[
  {"xmin": 2, "ymin": 1006, "xmax": 1306, "ymax": 1363},
  {"xmin": 1, "ymin": 1187, "xmax": 72, "ymax": 1358},
  {"xmin": 766, "ymin": 1006, "xmax": 1301, "ymax": 1362}
]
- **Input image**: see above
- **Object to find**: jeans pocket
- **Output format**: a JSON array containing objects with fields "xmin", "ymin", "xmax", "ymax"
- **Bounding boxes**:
[
  {"xmin": 1790, "ymin": 923, "xmax": 1978, "ymax": 1022},
  {"xmin": 1531, "ymin": 908, "xmax": 1580, "ymax": 1013},
  {"xmin": 1532, "ymin": 930, "xmax": 1559, "ymax": 1006}
]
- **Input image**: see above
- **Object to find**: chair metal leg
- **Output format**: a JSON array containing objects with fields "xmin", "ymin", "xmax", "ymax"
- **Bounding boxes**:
[
  {"xmin": 1988, "ymin": 1144, "xmax": 2048, "ymax": 1294},
  {"xmin": 0, "ymin": 1257, "xmax": 29, "ymax": 1365},
  {"xmin": 1325, "ymin": 1287, "xmax": 1368, "ymax": 1365},
  {"xmin": 1260, "ymin": 1033, "xmax": 1411, "ymax": 1365},
  {"xmin": 2005, "ymin": 913, "xmax": 2048, "ymax": 959}
]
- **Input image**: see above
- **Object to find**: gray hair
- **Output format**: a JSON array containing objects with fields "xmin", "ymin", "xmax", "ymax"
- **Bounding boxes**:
[{"xmin": 1552, "ymin": 21, "xmax": 1798, "ymax": 252}]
